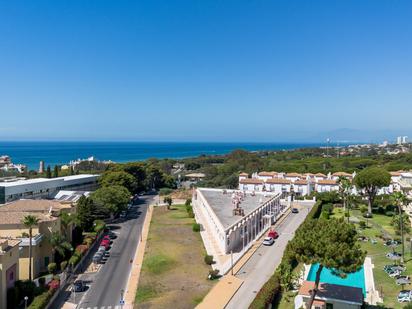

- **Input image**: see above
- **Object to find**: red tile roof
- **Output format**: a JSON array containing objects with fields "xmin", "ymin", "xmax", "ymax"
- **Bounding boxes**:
[
  {"xmin": 258, "ymin": 171, "xmax": 277, "ymax": 177},
  {"xmin": 317, "ymin": 179, "xmax": 338, "ymax": 185},
  {"xmin": 266, "ymin": 178, "xmax": 291, "ymax": 184},
  {"xmin": 239, "ymin": 178, "xmax": 263, "ymax": 184}
]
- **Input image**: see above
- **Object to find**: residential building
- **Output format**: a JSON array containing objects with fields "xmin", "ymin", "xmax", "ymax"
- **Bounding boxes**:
[
  {"xmin": 0, "ymin": 174, "xmax": 98, "ymax": 204},
  {"xmin": 0, "ymin": 200, "xmax": 73, "ymax": 280},
  {"xmin": 0, "ymin": 239, "xmax": 20, "ymax": 309},
  {"xmin": 315, "ymin": 179, "xmax": 340, "ymax": 193},
  {"xmin": 295, "ymin": 281, "xmax": 363, "ymax": 309}
]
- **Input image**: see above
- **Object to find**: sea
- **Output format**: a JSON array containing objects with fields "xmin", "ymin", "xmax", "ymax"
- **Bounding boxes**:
[{"xmin": 0, "ymin": 141, "xmax": 338, "ymax": 170}]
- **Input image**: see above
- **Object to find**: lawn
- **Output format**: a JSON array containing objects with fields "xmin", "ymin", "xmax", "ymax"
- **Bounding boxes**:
[
  {"xmin": 331, "ymin": 208, "xmax": 412, "ymax": 308},
  {"xmin": 135, "ymin": 205, "xmax": 215, "ymax": 309}
]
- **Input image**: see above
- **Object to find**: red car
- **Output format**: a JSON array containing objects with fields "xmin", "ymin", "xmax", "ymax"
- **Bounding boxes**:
[{"xmin": 268, "ymin": 230, "xmax": 279, "ymax": 239}]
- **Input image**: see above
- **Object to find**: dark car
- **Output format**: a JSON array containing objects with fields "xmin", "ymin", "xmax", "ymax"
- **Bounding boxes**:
[
  {"xmin": 291, "ymin": 208, "xmax": 299, "ymax": 214},
  {"xmin": 73, "ymin": 280, "xmax": 85, "ymax": 292}
]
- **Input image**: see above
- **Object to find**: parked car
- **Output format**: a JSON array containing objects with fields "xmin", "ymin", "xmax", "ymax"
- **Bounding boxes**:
[
  {"xmin": 263, "ymin": 237, "xmax": 274, "ymax": 246},
  {"xmin": 386, "ymin": 252, "xmax": 402, "ymax": 259},
  {"xmin": 396, "ymin": 276, "xmax": 411, "ymax": 285},
  {"xmin": 73, "ymin": 280, "xmax": 85, "ymax": 292},
  {"xmin": 108, "ymin": 232, "xmax": 117, "ymax": 240},
  {"xmin": 388, "ymin": 269, "xmax": 402, "ymax": 278},
  {"xmin": 398, "ymin": 290, "xmax": 412, "ymax": 302},
  {"xmin": 268, "ymin": 230, "xmax": 279, "ymax": 239},
  {"xmin": 385, "ymin": 240, "xmax": 400, "ymax": 246},
  {"xmin": 385, "ymin": 265, "xmax": 406, "ymax": 273},
  {"xmin": 291, "ymin": 208, "xmax": 299, "ymax": 214}
]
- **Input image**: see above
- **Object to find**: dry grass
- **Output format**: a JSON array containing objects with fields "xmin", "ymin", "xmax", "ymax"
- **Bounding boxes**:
[{"xmin": 135, "ymin": 205, "xmax": 214, "ymax": 309}]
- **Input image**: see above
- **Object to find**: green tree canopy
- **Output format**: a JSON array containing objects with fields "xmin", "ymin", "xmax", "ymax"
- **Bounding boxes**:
[
  {"xmin": 99, "ymin": 171, "xmax": 136, "ymax": 193},
  {"xmin": 289, "ymin": 218, "xmax": 365, "ymax": 308},
  {"xmin": 91, "ymin": 185, "xmax": 130, "ymax": 215},
  {"xmin": 76, "ymin": 196, "xmax": 97, "ymax": 232},
  {"xmin": 49, "ymin": 232, "xmax": 72, "ymax": 259},
  {"xmin": 354, "ymin": 167, "xmax": 391, "ymax": 213}
]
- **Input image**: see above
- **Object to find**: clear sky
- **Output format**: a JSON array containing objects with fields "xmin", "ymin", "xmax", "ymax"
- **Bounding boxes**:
[{"xmin": 0, "ymin": 1, "xmax": 411, "ymax": 142}]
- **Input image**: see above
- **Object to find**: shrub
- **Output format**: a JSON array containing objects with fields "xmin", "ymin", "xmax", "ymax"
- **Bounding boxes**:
[
  {"xmin": 7, "ymin": 287, "xmax": 17, "ymax": 309},
  {"xmin": 93, "ymin": 220, "xmax": 106, "ymax": 233},
  {"xmin": 187, "ymin": 209, "xmax": 195, "ymax": 218},
  {"xmin": 14, "ymin": 280, "xmax": 36, "ymax": 302},
  {"xmin": 69, "ymin": 254, "xmax": 80, "ymax": 267},
  {"xmin": 60, "ymin": 261, "xmax": 68, "ymax": 271},
  {"xmin": 322, "ymin": 203, "xmax": 333, "ymax": 214},
  {"xmin": 360, "ymin": 205, "xmax": 368, "ymax": 214},
  {"xmin": 385, "ymin": 211, "xmax": 395, "ymax": 217},
  {"xmin": 47, "ymin": 263, "xmax": 57, "ymax": 274},
  {"xmin": 192, "ymin": 223, "xmax": 201, "ymax": 232},
  {"xmin": 359, "ymin": 221, "xmax": 367, "ymax": 229},
  {"xmin": 28, "ymin": 290, "xmax": 54, "ymax": 309},
  {"xmin": 204, "ymin": 255, "xmax": 214, "ymax": 265},
  {"xmin": 185, "ymin": 198, "xmax": 192, "ymax": 206},
  {"xmin": 83, "ymin": 237, "xmax": 94, "ymax": 247},
  {"xmin": 208, "ymin": 269, "xmax": 220, "ymax": 280},
  {"xmin": 159, "ymin": 188, "xmax": 173, "ymax": 196},
  {"xmin": 38, "ymin": 277, "xmax": 46, "ymax": 287},
  {"xmin": 75, "ymin": 245, "xmax": 88, "ymax": 256},
  {"xmin": 48, "ymin": 279, "xmax": 60, "ymax": 291},
  {"xmin": 320, "ymin": 211, "xmax": 330, "ymax": 220}
]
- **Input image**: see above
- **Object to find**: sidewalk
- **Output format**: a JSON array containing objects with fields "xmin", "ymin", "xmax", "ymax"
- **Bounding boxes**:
[{"xmin": 124, "ymin": 204, "xmax": 154, "ymax": 305}]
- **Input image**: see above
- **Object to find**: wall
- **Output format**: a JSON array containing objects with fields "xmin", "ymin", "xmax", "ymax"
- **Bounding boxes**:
[{"xmin": 0, "ymin": 245, "xmax": 19, "ymax": 309}]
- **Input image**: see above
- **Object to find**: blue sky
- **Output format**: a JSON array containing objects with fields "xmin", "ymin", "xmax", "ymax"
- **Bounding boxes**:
[{"xmin": 0, "ymin": 1, "xmax": 411, "ymax": 142}]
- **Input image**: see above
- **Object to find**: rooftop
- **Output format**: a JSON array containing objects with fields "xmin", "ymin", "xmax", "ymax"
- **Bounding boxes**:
[
  {"xmin": 0, "ymin": 239, "xmax": 21, "ymax": 254},
  {"xmin": 299, "ymin": 281, "xmax": 363, "ymax": 305},
  {"xmin": 0, "ymin": 199, "xmax": 72, "ymax": 212},
  {"xmin": 198, "ymin": 188, "xmax": 277, "ymax": 229},
  {"xmin": 0, "ymin": 211, "xmax": 56, "ymax": 225},
  {"xmin": 0, "ymin": 174, "xmax": 98, "ymax": 187}
]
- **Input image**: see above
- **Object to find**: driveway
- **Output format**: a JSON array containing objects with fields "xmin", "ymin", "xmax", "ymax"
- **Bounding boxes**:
[{"xmin": 225, "ymin": 204, "xmax": 312, "ymax": 309}]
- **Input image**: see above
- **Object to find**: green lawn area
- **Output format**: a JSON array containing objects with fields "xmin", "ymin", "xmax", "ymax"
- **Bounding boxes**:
[
  {"xmin": 135, "ymin": 205, "xmax": 215, "ymax": 309},
  {"xmin": 331, "ymin": 208, "xmax": 412, "ymax": 308}
]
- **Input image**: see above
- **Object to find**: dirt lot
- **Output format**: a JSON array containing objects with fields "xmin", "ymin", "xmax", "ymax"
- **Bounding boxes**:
[{"xmin": 135, "ymin": 205, "xmax": 214, "ymax": 309}]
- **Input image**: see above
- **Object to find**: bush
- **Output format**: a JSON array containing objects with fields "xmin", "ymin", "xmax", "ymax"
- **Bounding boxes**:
[
  {"xmin": 15, "ymin": 280, "xmax": 36, "ymax": 302},
  {"xmin": 208, "ymin": 269, "xmax": 220, "ymax": 280},
  {"xmin": 322, "ymin": 203, "xmax": 333, "ymax": 214},
  {"xmin": 83, "ymin": 237, "xmax": 94, "ymax": 247},
  {"xmin": 204, "ymin": 255, "xmax": 214, "ymax": 265},
  {"xmin": 320, "ymin": 210, "xmax": 330, "ymax": 220},
  {"xmin": 249, "ymin": 273, "xmax": 281, "ymax": 309},
  {"xmin": 28, "ymin": 290, "xmax": 53, "ymax": 309},
  {"xmin": 187, "ymin": 209, "xmax": 195, "ymax": 218},
  {"xmin": 60, "ymin": 261, "xmax": 68, "ymax": 271},
  {"xmin": 360, "ymin": 205, "xmax": 368, "ymax": 214},
  {"xmin": 93, "ymin": 219, "xmax": 106, "ymax": 233},
  {"xmin": 69, "ymin": 254, "xmax": 80, "ymax": 267},
  {"xmin": 48, "ymin": 279, "xmax": 60, "ymax": 291},
  {"xmin": 75, "ymin": 245, "xmax": 88, "ymax": 256},
  {"xmin": 385, "ymin": 211, "xmax": 395, "ymax": 217},
  {"xmin": 192, "ymin": 223, "xmax": 201, "ymax": 232},
  {"xmin": 47, "ymin": 263, "xmax": 57, "ymax": 274},
  {"xmin": 359, "ymin": 221, "xmax": 367, "ymax": 229},
  {"xmin": 7, "ymin": 287, "xmax": 17, "ymax": 309},
  {"xmin": 159, "ymin": 188, "xmax": 173, "ymax": 196},
  {"xmin": 38, "ymin": 277, "xmax": 46, "ymax": 287},
  {"xmin": 185, "ymin": 198, "xmax": 192, "ymax": 206}
]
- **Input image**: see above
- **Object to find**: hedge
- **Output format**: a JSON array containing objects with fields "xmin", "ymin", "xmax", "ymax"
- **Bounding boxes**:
[
  {"xmin": 249, "ymin": 200, "xmax": 323, "ymax": 308},
  {"xmin": 28, "ymin": 290, "xmax": 54, "ymax": 309}
]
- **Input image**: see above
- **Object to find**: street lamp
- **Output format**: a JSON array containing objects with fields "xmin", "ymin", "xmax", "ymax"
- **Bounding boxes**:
[{"xmin": 24, "ymin": 296, "xmax": 28, "ymax": 309}]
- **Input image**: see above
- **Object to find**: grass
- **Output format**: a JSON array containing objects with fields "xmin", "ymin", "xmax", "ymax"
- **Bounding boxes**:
[
  {"xmin": 135, "ymin": 205, "xmax": 215, "ymax": 309},
  {"xmin": 331, "ymin": 207, "xmax": 412, "ymax": 309}
]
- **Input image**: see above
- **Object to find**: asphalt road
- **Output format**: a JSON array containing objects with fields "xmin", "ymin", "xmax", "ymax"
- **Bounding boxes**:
[
  {"xmin": 68, "ymin": 195, "xmax": 153, "ymax": 309},
  {"xmin": 226, "ymin": 203, "xmax": 312, "ymax": 309}
]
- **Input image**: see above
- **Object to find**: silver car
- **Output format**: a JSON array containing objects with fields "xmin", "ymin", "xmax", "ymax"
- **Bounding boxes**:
[{"xmin": 263, "ymin": 237, "xmax": 274, "ymax": 246}]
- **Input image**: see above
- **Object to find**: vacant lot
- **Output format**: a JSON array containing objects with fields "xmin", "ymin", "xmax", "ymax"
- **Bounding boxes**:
[{"xmin": 135, "ymin": 205, "xmax": 214, "ymax": 309}]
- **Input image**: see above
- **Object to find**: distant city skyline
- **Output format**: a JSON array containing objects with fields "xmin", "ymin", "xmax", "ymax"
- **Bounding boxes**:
[{"xmin": 1, "ymin": 1, "xmax": 411, "ymax": 142}]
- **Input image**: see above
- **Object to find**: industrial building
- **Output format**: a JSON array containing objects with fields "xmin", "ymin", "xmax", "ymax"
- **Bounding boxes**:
[{"xmin": 0, "ymin": 174, "xmax": 99, "ymax": 204}]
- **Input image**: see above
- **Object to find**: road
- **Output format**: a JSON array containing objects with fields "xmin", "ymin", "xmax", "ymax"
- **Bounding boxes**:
[
  {"xmin": 226, "ymin": 204, "xmax": 312, "ymax": 309},
  {"xmin": 59, "ymin": 195, "xmax": 154, "ymax": 309}
]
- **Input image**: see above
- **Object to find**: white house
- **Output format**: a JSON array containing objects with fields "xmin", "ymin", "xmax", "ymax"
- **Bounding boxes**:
[
  {"xmin": 315, "ymin": 179, "xmax": 339, "ymax": 193},
  {"xmin": 238, "ymin": 178, "xmax": 264, "ymax": 192}
]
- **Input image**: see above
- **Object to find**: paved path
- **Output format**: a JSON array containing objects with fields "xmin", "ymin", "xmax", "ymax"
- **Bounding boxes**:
[
  {"xmin": 225, "ymin": 203, "xmax": 312, "ymax": 309},
  {"xmin": 57, "ymin": 195, "xmax": 154, "ymax": 309}
]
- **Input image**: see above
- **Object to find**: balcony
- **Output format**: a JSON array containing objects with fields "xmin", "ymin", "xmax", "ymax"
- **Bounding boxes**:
[{"xmin": 18, "ymin": 233, "xmax": 44, "ymax": 246}]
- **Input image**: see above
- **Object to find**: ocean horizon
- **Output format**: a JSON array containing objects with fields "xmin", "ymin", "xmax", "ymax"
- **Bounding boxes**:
[{"xmin": 0, "ymin": 141, "xmax": 345, "ymax": 170}]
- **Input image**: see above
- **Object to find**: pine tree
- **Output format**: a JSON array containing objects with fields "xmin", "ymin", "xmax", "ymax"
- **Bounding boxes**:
[
  {"xmin": 53, "ymin": 165, "xmax": 59, "ymax": 178},
  {"xmin": 46, "ymin": 166, "xmax": 52, "ymax": 178}
]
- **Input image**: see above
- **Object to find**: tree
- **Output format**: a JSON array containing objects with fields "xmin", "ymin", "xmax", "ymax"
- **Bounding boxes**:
[
  {"xmin": 53, "ymin": 165, "xmax": 59, "ymax": 178},
  {"xmin": 391, "ymin": 191, "xmax": 409, "ymax": 263},
  {"xmin": 59, "ymin": 212, "xmax": 76, "ymax": 238},
  {"xmin": 99, "ymin": 171, "xmax": 136, "ymax": 193},
  {"xmin": 354, "ymin": 167, "xmax": 391, "ymax": 214},
  {"xmin": 50, "ymin": 232, "xmax": 72, "ymax": 261},
  {"xmin": 164, "ymin": 196, "xmax": 172, "ymax": 210},
  {"xmin": 289, "ymin": 218, "xmax": 365, "ymax": 308},
  {"xmin": 338, "ymin": 177, "xmax": 352, "ymax": 222},
  {"xmin": 22, "ymin": 215, "xmax": 40, "ymax": 281},
  {"xmin": 46, "ymin": 166, "xmax": 51, "ymax": 178},
  {"xmin": 76, "ymin": 196, "xmax": 96, "ymax": 232},
  {"xmin": 91, "ymin": 185, "xmax": 130, "ymax": 215}
]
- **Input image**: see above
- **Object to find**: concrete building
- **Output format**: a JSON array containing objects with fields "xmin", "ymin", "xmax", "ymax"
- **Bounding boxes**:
[
  {"xmin": 0, "ymin": 239, "xmax": 20, "ymax": 309},
  {"xmin": 315, "ymin": 179, "xmax": 340, "ymax": 192},
  {"xmin": 0, "ymin": 174, "xmax": 98, "ymax": 204},
  {"xmin": 193, "ymin": 188, "xmax": 285, "ymax": 255},
  {"xmin": 0, "ymin": 200, "xmax": 73, "ymax": 280},
  {"xmin": 295, "ymin": 281, "xmax": 363, "ymax": 309}
]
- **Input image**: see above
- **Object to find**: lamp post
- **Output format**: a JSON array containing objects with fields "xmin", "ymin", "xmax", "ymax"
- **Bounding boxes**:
[
  {"xmin": 120, "ymin": 289, "xmax": 125, "ymax": 309},
  {"xmin": 24, "ymin": 296, "xmax": 28, "ymax": 309}
]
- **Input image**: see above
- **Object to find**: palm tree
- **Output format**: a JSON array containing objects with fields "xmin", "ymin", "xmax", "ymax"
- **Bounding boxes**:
[
  {"xmin": 60, "ymin": 212, "xmax": 78, "ymax": 240},
  {"xmin": 391, "ymin": 191, "xmax": 409, "ymax": 263},
  {"xmin": 49, "ymin": 232, "xmax": 73, "ymax": 261},
  {"xmin": 338, "ymin": 177, "xmax": 353, "ymax": 222},
  {"xmin": 22, "ymin": 215, "xmax": 40, "ymax": 281}
]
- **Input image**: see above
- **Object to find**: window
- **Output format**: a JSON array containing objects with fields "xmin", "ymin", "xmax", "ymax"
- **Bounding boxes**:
[{"xmin": 44, "ymin": 256, "xmax": 50, "ymax": 267}]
